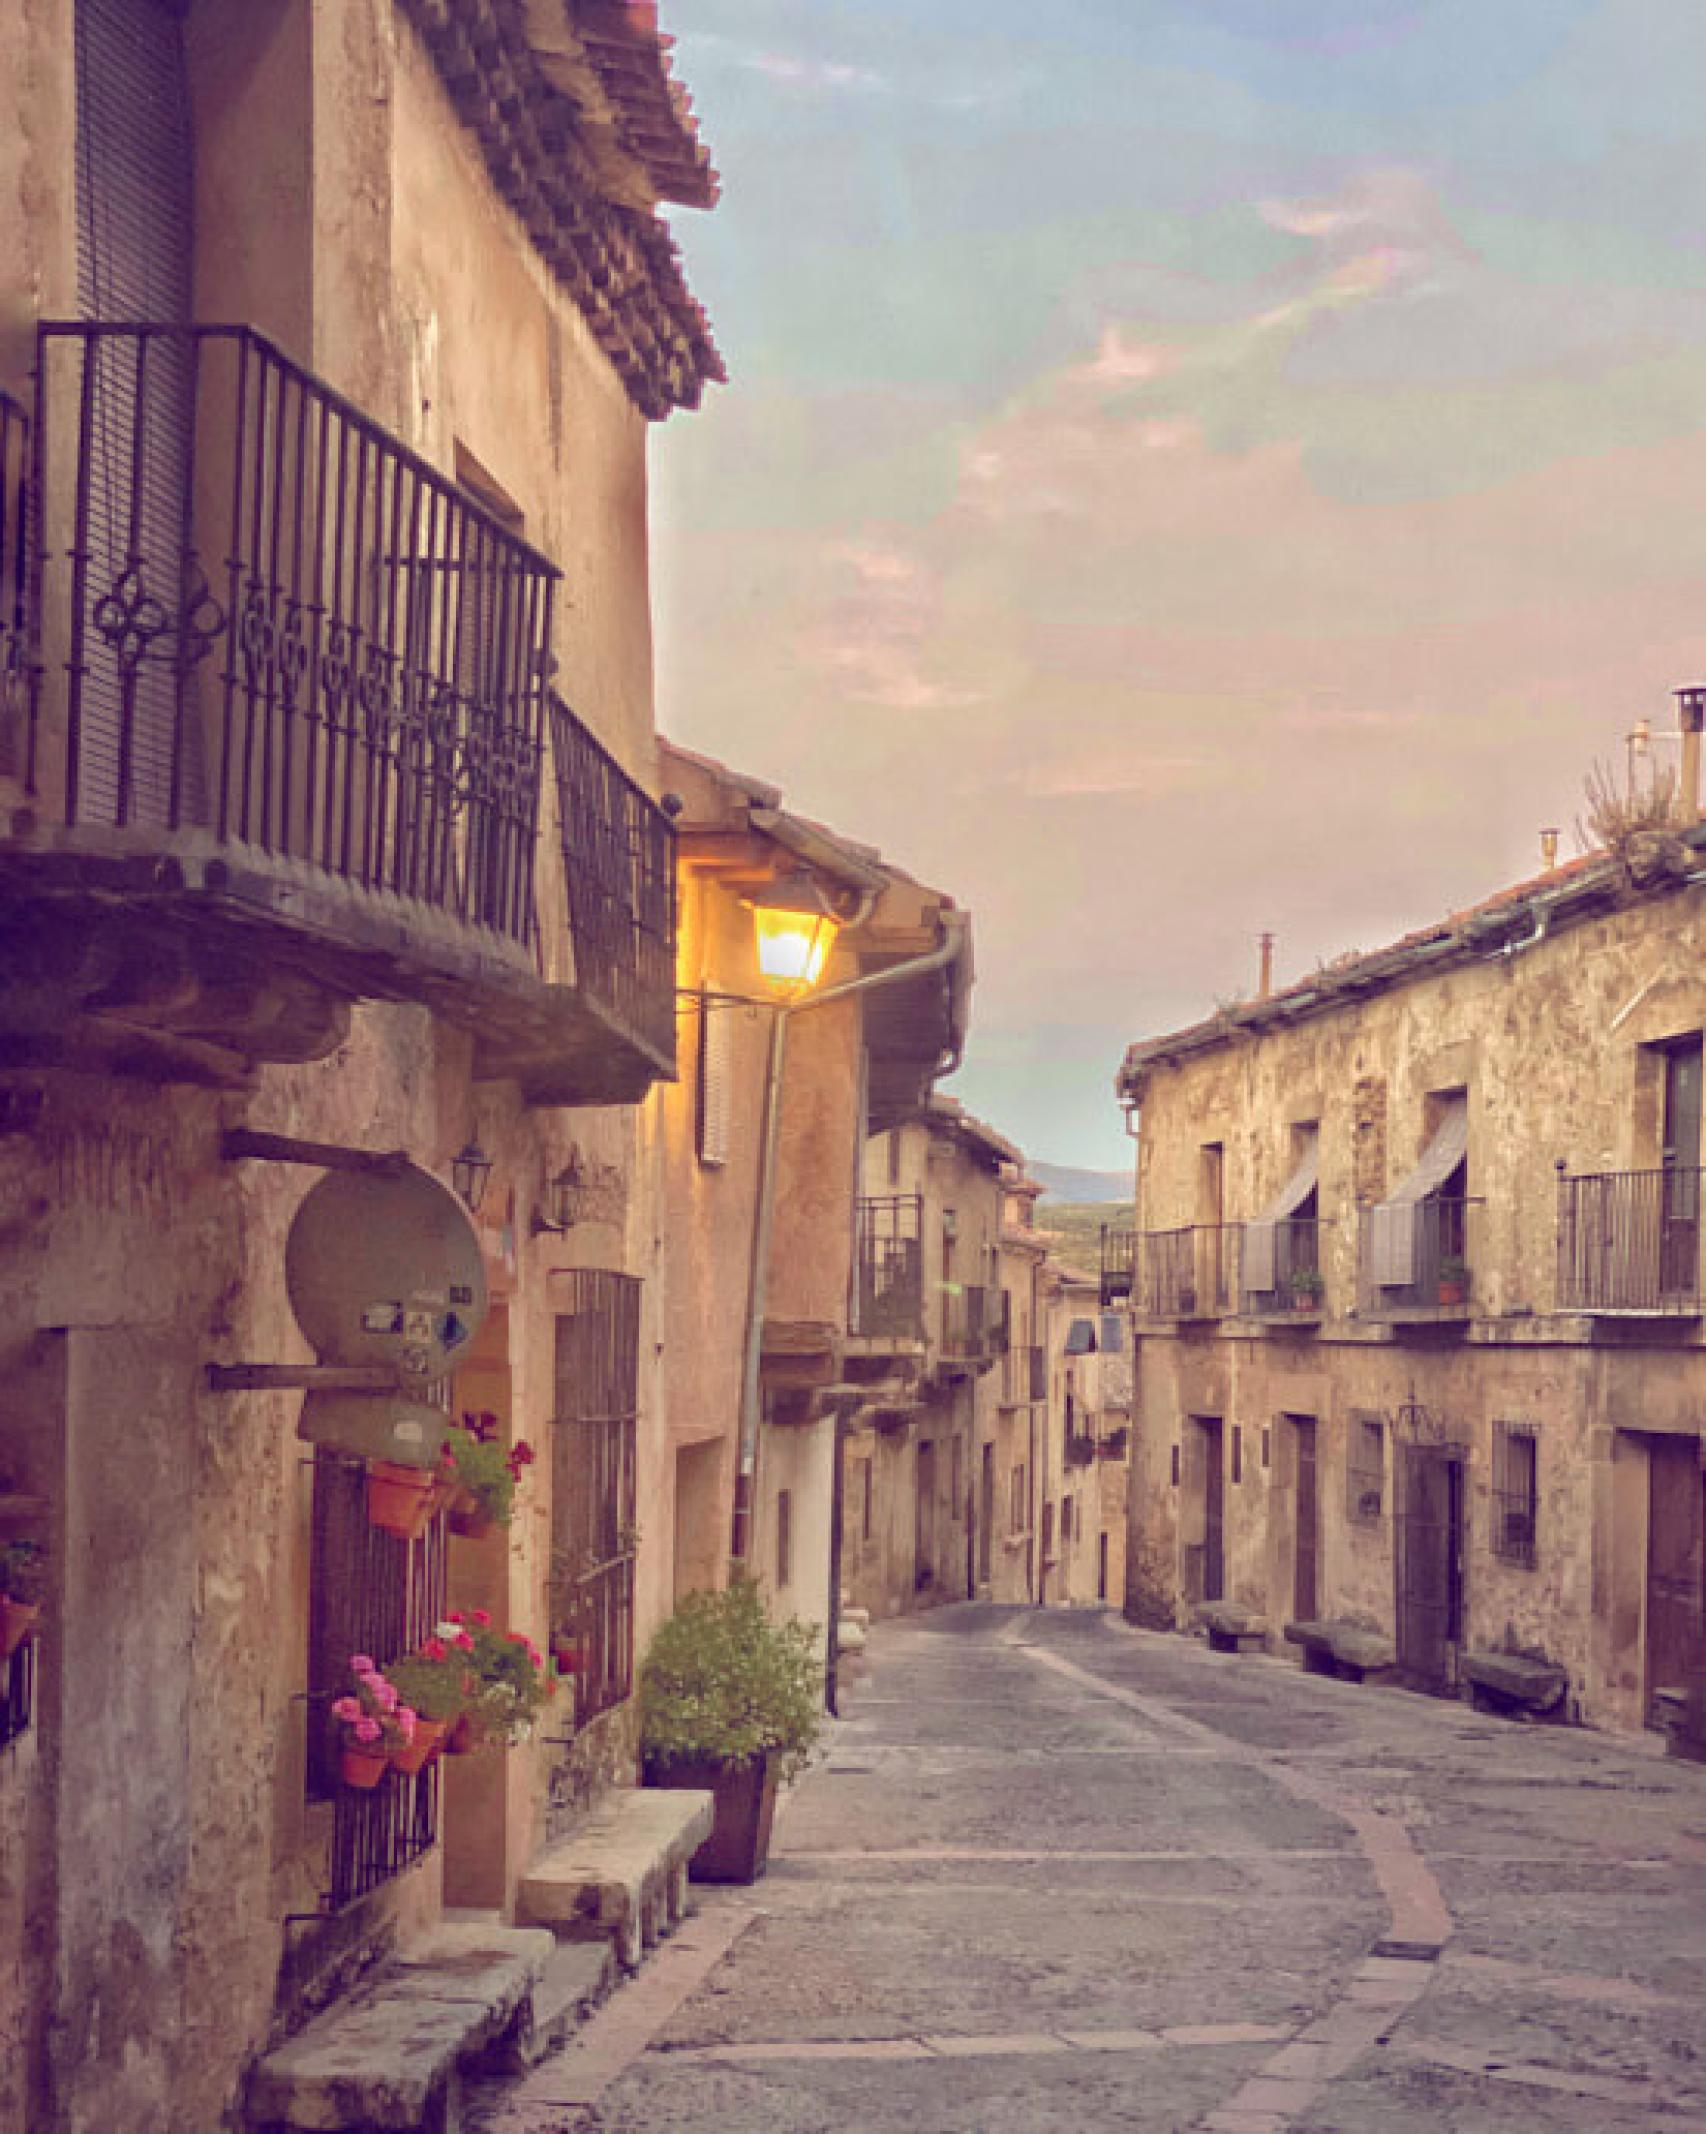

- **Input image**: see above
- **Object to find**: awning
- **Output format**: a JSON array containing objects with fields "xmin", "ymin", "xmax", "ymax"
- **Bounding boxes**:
[
  {"xmin": 1244, "ymin": 1133, "xmax": 1320, "ymax": 1292},
  {"xmin": 1368, "ymin": 1097, "xmax": 1469, "ymax": 1286}
]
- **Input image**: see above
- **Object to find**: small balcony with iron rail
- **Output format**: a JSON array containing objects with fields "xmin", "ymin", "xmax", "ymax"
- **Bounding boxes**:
[
  {"xmin": 999, "ymin": 1342, "xmax": 1046, "ymax": 1408},
  {"xmin": 1556, "ymin": 1165, "xmax": 1705, "ymax": 1318},
  {"xmin": 1136, "ymin": 1224, "xmax": 1242, "ymax": 1321},
  {"xmin": 846, "ymin": 1195, "xmax": 927, "ymax": 1376},
  {"xmin": 1099, "ymin": 1224, "xmax": 1135, "ymax": 1308},
  {"xmin": 1356, "ymin": 1197, "xmax": 1482, "ymax": 1321},
  {"xmin": 0, "ymin": 323, "xmax": 676, "ymax": 1100},
  {"xmin": 938, "ymin": 1282, "xmax": 1006, "ymax": 1377},
  {"xmin": 1239, "ymin": 1217, "xmax": 1328, "ymax": 1322}
]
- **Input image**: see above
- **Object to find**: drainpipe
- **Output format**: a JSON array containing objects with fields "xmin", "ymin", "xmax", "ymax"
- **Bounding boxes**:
[{"xmin": 730, "ymin": 911, "xmax": 971, "ymax": 1569}]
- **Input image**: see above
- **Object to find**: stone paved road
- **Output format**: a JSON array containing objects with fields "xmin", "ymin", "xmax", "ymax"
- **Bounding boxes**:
[{"xmin": 484, "ymin": 1606, "xmax": 1706, "ymax": 2132}]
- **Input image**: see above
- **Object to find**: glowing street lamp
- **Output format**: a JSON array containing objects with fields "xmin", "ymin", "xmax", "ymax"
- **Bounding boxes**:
[{"xmin": 749, "ymin": 876, "xmax": 841, "ymax": 995}]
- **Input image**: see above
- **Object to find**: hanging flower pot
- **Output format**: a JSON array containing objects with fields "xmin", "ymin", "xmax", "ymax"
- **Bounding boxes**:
[
  {"xmin": 446, "ymin": 1487, "xmax": 494, "ymax": 1541},
  {"xmin": 551, "ymin": 1637, "xmax": 584, "ymax": 1676},
  {"xmin": 0, "ymin": 1597, "xmax": 40, "ymax": 1659},
  {"xmin": 367, "ymin": 1461, "xmax": 440, "ymax": 1541},
  {"xmin": 340, "ymin": 1743, "xmax": 391, "ymax": 1789},
  {"xmin": 391, "ymin": 1717, "xmax": 446, "ymax": 1776}
]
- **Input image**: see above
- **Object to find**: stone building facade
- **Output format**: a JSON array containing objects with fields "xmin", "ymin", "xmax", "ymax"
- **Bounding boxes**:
[
  {"xmin": 1117, "ymin": 821, "xmax": 1706, "ymax": 1741},
  {"xmin": 842, "ymin": 1099, "xmax": 1014, "ymax": 1621},
  {"xmin": 1037, "ymin": 1264, "xmax": 1131, "ymax": 1610},
  {"xmin": 0, "ymin": 3, "xmax": 717, "ymax": 2126}
]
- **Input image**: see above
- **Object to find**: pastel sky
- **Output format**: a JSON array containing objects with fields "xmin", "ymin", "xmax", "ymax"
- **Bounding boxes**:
[{"xmin": 651, "ymin": 1, "xmax": 1706, "ymax": 1171}]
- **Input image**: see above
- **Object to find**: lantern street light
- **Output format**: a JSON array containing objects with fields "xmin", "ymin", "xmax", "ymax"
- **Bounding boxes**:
[{"xmin": 748, "ymin": 875, "xmax": 842, "ymax": 996}]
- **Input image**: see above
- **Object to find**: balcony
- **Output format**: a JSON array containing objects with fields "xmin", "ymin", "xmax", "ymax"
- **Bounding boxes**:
[
  {"xmin": 1557, "ymin": 1166, "xmax": 1704, "ymax": 1317},
  {"xmin": 1137, "ymin": 1225, "xmax": 1241, "ymax": 1320},
  {"xmin": 999, "ymin": 1343, "xmax": 1046, "ymax": 1407},
  {"xmin": 1357, "ymin": 1198, "xmax": 1480, "ymax": 1320},
  {"xmin": 939, "ymin": 1283, "xmax": 1005, "ymax": 1375},
  {"xmin": 851, "ymin": 1195, "xmax": 926, "ymax": 1349},
  {"xmin": 1099, "ymin": 1224, "xmax": 1135, "ymax": 1308},
  {"xmin": 1239, "ymin": 1218, "xmax": 1327, "ymax": 1320},
  {"xmin": 0, "ymin": 323, "xmax": 675, "ymax": 1099}
]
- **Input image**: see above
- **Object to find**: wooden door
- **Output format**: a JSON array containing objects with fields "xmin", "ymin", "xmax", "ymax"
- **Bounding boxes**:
[
  {"xmin": 915, "ymin": 1440, "xmax": 936, "ymax": 1591},
  {"xmin": 1293, "ymin": 1419, "xmax": 1319, "ymax": 1621},
  {"xmin": 1646, "ymin": 1436, "xmax": 1704, "ymax": 1722},
  {"xmin": 1396, "ymin": 1446, "xmax": 1465, "ymax": 1692},
  {"xmin": 978, "ymin": 1444, "xmax": 993, "ymax": 1586},
  {"xmin": 1200, "ymin": 1417, "xmax": 1225, "ymax": 1604},
  {"xmin": 1661, "ymin": 1042, "xmax": 1703, "ymax": 1299}
]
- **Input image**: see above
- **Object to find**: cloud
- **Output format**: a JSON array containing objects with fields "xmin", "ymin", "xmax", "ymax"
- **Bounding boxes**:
[{"xmin": 742, "ymin": 49, "xmax": 889, "ymax": 94}]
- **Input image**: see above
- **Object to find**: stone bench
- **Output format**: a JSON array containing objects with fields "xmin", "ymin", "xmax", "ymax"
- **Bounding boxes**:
[
  {"xmin": 1196, "ymin": 1602, "xmax": 1269, "ymax": 1654},
  {"xmin": 248, "ymin": 1922, "xmax": 556, "ymax": 2134},
  {"xmin": 1284, "ymin": 1619, "xmax": 1398, "ymax": 1684},
  {"xmin": 516, "ymin": 1784, "xmax": 715, "ymax": 1972},
  {"xmin": 1463, "ymin": 1651, "xmax": 1567, "ymax": 1721},
  {"xmin": 1654, "ymin": 1684, "xmax": 1706, "ymax": 1765}
]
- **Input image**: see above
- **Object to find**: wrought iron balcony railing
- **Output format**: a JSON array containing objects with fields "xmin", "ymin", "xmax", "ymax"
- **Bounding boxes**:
[
  {"xmin": 1138, "ymin": 1224, "xmax": 1241, "ymax": 1319},
  {"xmin": 548, "ymin": 696, "xmax": 675, "ymax": 1063},
  {"xmin": 0, "ymin": 323, "xmax": 680, "ymax": 1091},
  {"xmin": 854, "ymin": 1195, "xmax": 926, "ymax": 1341},
  {"xmin": 1099, "ymin": 1224, "xmax": 1135, "ymax": 1308},
  {"xmin": 31, "ymin": 323, "xmax": 557, "ymax": 945},
  {"xmin": 940, "ymin": 1282, "xmax": 1006, "ymax": 1367},
  {"xmin": 1557, "ymin": 1166, "xmax": 1704, "ymax": 1315},
  {"xmin": 1239, "ymin": 1217, "xmax": 1327, "ymax": 1317},
  {"xmin": 1357, "ymin": 1197, "xmax": 1481, "ymax": 1316}
]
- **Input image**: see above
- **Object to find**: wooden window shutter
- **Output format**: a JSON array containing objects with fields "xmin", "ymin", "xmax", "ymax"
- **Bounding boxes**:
[{"xmin": 698, "ymin": 997, "xmax": 732, "ymax": 1167}]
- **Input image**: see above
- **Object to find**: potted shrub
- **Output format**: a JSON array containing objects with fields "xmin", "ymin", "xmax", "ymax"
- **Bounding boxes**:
[
  {"xmin": 386, "ymin": 1639, "xmax": 474, "ymax": 1772},
  {"xmin": 438, "ymin": 1413, "xmax": 534, "ymax": 1538},
  {"xmin": 0, "ymin": 1541, "xmax": 45, "ymax": 1659},
  {"xmin": 1437, "ymin": 1255, "xmax": 1470, "ymax": 1307},
  {"xmin": 434, "ymin": 1611, "xmax": 554, "ymax": 1750},
  {"xmin": 330, "ymin": 1656, "xmax": 418, "ymax": 1788},
  {"xmin": 639, "ymin": 1572, "xmax": 822, "ymax": 1885},
  {"xmin": 1290, "ymin": 1268, "xmax": 1326, "ymax": 1311}
]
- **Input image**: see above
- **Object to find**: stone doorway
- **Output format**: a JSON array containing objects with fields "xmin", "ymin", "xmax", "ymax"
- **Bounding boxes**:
[{"xmin": 1644, "ymin": 1434, "xmax": 1704, "ymax": 1728}]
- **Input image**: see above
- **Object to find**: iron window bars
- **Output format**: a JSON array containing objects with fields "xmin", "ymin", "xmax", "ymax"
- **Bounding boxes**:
[
  {"xmin": 1098, "ymin": 1224, "xmax": 1135, "ymax": 1308},
  {"xmin": 552, "ymin": 1271, "xmax": 643, "ymax": 1727},
  {"xmin": 0, "ymin": 389, "xmax": 31, "ymax": 787},
  {"xmin": 31, "ymin": 322, "xmax": 557, "ymax": 945},
  {"xmin": 1138, "ymin": 1224, "xmax": 1242, "ymax": 1319},
  {"xmin": 1346, "ymin": 1413, "xmax": 1386, "ymax": 1525},
  {"xmin": 855, "ymin": 1194, "xmax": 925, "ymax": 1340},
  {"xmin": 306, "ymin": 1450, "xmax": 447, "ymax": 1912},
  {"xmin": 1491, "ymin": 1421, "xmax": 1539, "ymax": 1570}
]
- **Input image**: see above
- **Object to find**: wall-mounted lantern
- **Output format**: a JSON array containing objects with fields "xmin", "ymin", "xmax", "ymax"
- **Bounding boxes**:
[
  {"xmin": 451, "ymin": 1141, "xmax": 494, "ymax": 1214},
  {"xmin": 748, "ymin": 874, "xmax": 841, "ymax": 997},
  {"xmin": 532, "ymin": 1147, "xmax": 587, "ymax": 1236}
]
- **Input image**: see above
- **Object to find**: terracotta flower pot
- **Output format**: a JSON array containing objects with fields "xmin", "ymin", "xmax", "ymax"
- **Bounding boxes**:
[
  {"xmin": 0, "ymin": 1597, "xmax": 40, "ymax": 1659},
  {"xmin": 447, "ymin": 1488, "xmax": 494, "ymax": 1541},
  {"xmin": 340, "ymin": 1743, "xmax": 391, "ymax": 1789},
  {"xmin": 390, "ymin": 1718, "xmax": 446, "ymax": 1776},
  {"xmin": 366, "ymin": 1461, "xmax": 440, "ymax": 1541},
  {"xmin": 646, "ymin": 1753, "xmax": 781, "ymax": 1885},
  {"xmin": 551, "ymin": 1640, "xmax": 584, "ymax": 1675},
  {"xmin": 1438, "ymin": 1279, "xmax": 1468, "ymax": 1308}
]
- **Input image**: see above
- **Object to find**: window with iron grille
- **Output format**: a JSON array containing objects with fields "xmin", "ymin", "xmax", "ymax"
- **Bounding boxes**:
[
  {"xmin": 552, "ymin": 1272, "xmax": 642, "ymax": 1726},
  {"xmin": 1009, "ymin": 1461, "xmax": 1027, "ymax": 1534},
  {"xmin": 305, "ymin": 1451, "xmax": 447, "ymax": 1910},
  {"xmin": 0, "ymin": 1635, "xmax": 34, "ymax": 1755},
  {"xmin": 1346, "ymin": 1414, "xmax": 1386, "ymax": 1525},
  {"xmin": 1491, "ymin": 1421, "xmax": 1538, "ymax": 1568}
]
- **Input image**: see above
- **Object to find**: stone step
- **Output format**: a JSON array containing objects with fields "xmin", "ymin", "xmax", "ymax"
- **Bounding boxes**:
[
  {"xmin": 515, "ymin": 1785, "xmax": 715, "ymax": 1972},
  {"xmin": 497, "ymin": 1938, "xmax": 618, "ymax": 2072},
  {"xmin": 248, "ymin": 1923, "xmax": 554, "ymax": 2133}
]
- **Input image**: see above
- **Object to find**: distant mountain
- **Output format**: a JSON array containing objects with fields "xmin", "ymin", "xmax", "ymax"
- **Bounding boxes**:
[{"xmin": 1031, "ymin": 1161, "xmax": 1132, "ymax": 1204}]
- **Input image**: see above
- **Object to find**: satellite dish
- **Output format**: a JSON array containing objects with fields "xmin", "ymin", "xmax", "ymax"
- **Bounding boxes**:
[{"xmin": 285, "ymin": 1161, "xmax": 488, "ymax": 1385}]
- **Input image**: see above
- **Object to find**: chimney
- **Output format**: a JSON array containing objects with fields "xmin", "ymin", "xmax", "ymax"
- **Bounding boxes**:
[
  {"xmin": 1540, "ymin": 827, "xmax": 1559, "ymax": 871},
  {"xmin": 1257, "ymin": 931, "xmax": 1274, "ymax": 1001},
  {"xmin": 1676, "ymin": 686, "xmax": 1705, "ymax": 822}
]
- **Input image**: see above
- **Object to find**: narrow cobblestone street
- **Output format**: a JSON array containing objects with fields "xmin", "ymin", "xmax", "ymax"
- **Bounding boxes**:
[{"xmin": 483, "ymin": 1606, "xmax": 1706, "ymax": 2133}]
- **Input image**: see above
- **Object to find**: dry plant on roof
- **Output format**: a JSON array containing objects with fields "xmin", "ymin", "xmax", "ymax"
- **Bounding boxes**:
[{"xmin": 1574, "ymin": 757, "xmax": 1687, "ymax": 856}]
